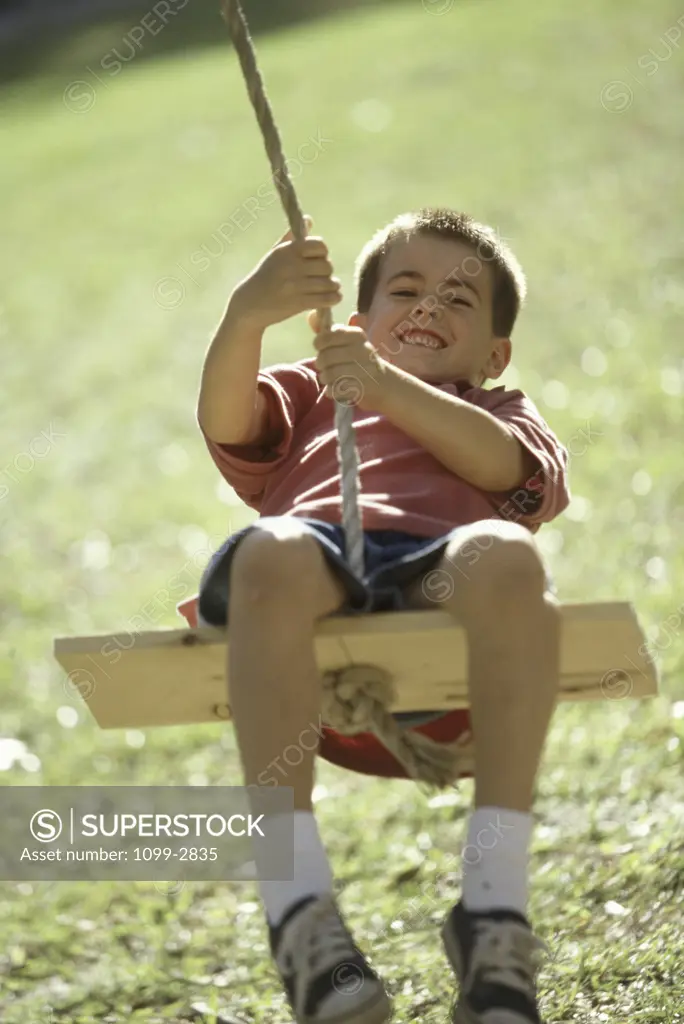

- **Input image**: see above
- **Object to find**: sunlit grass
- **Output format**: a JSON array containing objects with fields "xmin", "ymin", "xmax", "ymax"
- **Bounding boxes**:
[{"xmin": 1, "ymin": 0, "xmax": 683, "ymax": 1019}]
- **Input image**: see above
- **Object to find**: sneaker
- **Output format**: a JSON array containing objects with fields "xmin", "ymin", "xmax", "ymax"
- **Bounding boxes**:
[
  {"xmin": 268, "ymin": 893, "xmax": 392, "ymax": 1024},
  {"xmin": 441, "ymin": 900, "xmax": 548, "ymax": 1023}
]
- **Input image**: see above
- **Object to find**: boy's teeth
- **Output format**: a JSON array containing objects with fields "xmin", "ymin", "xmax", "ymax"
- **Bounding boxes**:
[{"xmin": 403, "ymin": 333, "xmax": 443, "ymax": 349}]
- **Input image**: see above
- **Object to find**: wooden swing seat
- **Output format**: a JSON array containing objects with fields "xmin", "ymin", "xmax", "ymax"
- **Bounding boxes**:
[{"xmin": 53, "ymin": 601, "xmax": 658, "ymax": 730}]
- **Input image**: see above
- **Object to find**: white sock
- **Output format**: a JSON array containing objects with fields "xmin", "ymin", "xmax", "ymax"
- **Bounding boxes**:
[
  {"xmin": 461, "ymin": 806, "xmax": 533, "ymax": 916},
  {"xmin": 256, "ymin": 811, "xmax": 334, "ymax": 927}
]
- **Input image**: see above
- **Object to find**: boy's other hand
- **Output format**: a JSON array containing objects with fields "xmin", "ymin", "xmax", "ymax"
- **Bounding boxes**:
[
  {"xmin": 231, "ymin": 216, "xmax": 343, "ymax": 331},
  {"xmin": 311, "ymin": 321, "xmax": 392, "ymax": 412}
]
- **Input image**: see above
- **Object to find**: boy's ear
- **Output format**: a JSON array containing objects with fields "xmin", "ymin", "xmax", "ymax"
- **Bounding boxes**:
[
  {"xmin": 348, "ymin": 311, "xmax": 367, "ymax": 330},
  {"xmin": 485, "ymin": 337, "xmax": 512, "ymax": 380}
]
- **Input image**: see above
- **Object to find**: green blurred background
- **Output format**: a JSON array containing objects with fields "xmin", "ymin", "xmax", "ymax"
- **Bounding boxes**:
[{"xmin": 1, "ymin": 0, "xmax": 683, "ymax": 1020}]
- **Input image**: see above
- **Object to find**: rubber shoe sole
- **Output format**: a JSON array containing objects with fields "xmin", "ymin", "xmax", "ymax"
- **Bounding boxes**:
[
  {"xmin": 298, "ymin": 986, "xmax": 392, "ymax": 1024},
  {"xmin": 442, "ymin": 916, "xmax": 479, "ymax": 1024}
]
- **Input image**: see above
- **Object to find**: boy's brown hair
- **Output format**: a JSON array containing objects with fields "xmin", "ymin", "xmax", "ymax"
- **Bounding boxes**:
[{"xmin": 354, "ymin": 208, "xmax": 527, "ymax": 337}]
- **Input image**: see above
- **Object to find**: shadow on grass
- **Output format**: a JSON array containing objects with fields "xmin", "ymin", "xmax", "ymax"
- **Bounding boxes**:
[{"xmin": 0, "ymin": 0, "xmax": 417, "ymax": 89}]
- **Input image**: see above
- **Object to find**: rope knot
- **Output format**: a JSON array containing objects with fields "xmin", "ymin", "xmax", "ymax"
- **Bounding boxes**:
[
  {"xmin": 322, "ymin": 664, "xmax": 394, "ymax": 735},
  {"xmin": 321, "ymin": 664, "xmax": 475, "ymax": 789}
]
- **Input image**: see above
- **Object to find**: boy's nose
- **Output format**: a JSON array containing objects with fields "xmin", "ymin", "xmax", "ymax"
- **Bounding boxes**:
[{"xmin": 414, "ymin": 299, "xmax": 443, "ymax": 321}]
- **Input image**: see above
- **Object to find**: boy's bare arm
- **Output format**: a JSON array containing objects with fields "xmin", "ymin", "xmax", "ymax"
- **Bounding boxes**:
[
  {"xmin": 197, "ymin": 299, "xmax": 269, "ymax": 445},
  {"xmin": 196, "ymin": 218, "xmax": 341, "ymax": 447},
  {"xmin": 374, "ymin": 364, "xmax": 538, "ymax": 491}
]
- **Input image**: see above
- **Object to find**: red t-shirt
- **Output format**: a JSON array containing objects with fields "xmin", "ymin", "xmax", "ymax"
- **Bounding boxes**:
[{"xmin": 196, "ymin": 356, "xmax": 570, "ymax": 536}]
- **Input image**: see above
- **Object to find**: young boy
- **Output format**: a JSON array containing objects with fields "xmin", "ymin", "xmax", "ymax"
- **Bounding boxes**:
[{"xmin": 194, "ymin": 208, "xmax": 570, "ymax": 1024}]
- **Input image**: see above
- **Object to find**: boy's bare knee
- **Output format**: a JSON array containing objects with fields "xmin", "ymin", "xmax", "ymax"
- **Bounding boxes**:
[
  {"xmin": 457, "ymin": 532, "xmax": 546, "ymax": 601},
  {"xmin": 231, "ymin": 527, "xmax": 317, "ymax": 589},
  {"xmin": 229, "ymin": 523, "xmax": 341, "ymax": 613}
]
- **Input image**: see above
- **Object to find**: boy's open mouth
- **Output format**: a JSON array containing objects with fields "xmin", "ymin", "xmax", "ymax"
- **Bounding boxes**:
[{"xmin": 398, "ymin": 329, "xmax": 447, "ymax": 351}]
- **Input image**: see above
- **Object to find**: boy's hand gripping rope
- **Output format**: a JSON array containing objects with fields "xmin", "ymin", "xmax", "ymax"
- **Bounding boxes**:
[{"xmin": 220, "ymin": 0, "xmax": 471, "ymax": 787}]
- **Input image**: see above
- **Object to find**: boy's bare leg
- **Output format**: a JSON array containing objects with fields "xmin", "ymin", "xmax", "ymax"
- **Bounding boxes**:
[
  {"xmin": 223, "ymin": 523, "xmax": 393, "ymax": 1024},
  {"xmin": 402, "ymin": 521, "xmax": 559, "ymax": 927},
  {"xmin": 226, "ymin": 521, "xmax": 347, "ymax": 810},
  {"xmin": 402, "ymin": 521, "xmax": 560, "ymax": 812}
]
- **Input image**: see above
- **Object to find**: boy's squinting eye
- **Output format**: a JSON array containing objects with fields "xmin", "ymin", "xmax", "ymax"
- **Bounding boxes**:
[{"xmin": 391, "ymin": 288, "xmax": 471, "ymax": 308}]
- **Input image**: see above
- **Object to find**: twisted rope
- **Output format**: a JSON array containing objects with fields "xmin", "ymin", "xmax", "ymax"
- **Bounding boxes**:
[
  {"xmin": 220, "ymin": 0, "xmax": 470, "ymax": 787},
  {"xmin": 220, "ymin": 0, "xmax": 364, "ymax": 580}
]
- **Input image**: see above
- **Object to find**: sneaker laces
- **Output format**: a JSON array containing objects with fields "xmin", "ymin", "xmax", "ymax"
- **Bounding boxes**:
[
  {"xmin": 466, "ymin": 918, "xmax": 549, "ymax": 1000},
  {"xmin": 279, "ymin": 895, "xmax": 360, "ymax": 984}
]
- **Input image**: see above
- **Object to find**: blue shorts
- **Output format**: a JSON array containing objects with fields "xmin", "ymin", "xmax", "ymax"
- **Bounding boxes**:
[
  {"xmin": 198, "ymin": 517, "xmax": 479, "ymax": 728},
  {"xmin": 197, "ymin": 516, "xmax": 555, "ymax": 729}
]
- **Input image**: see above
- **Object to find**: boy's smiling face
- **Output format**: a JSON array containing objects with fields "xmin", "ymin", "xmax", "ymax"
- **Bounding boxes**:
[{"xmin": 350, "ymin": 233, "xmax": 512, "ymax": 387}]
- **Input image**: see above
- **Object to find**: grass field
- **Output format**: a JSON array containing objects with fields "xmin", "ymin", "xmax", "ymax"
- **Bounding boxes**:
[{"xmin": 1, "ymin": 0, "xmax": 683, "ymax": 1019}]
